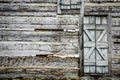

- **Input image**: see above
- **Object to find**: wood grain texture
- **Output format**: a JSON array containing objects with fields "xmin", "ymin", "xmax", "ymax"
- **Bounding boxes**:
[
  {"xmin": 0, "ymin": 56, "xmax": 79, "ymax": 67},
  {"xmin": 0, "ymin": 0, "xmax": 57, "ymax": 3},
  {"xmin": 0, "ymin": 69, "xmax": 79, "ymax": 79},
  {"xmin": 0, "ymin": 12, "xmax": 57, "ymax": 17},
  {"xmin": 0, "ymin": 0, "xmax": 120, "ymax": 77},
  {"xmin": 0, "ymin": 24, "xmax": 78, "ymax": 30},
  {"xmin": 0, "ymin": 56, "xmax": 79, "ymax": 78},
  {"xmin": 0, "ymin": 17, "xmax": 78, "ymax": 25}
]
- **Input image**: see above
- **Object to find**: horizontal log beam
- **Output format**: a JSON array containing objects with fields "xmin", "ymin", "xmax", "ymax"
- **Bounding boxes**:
[
  {"xmin": 0, "ymin": 3, "xmax": 57, "ymax": 7},
  {"xmin": 0, "ymin": 0, "xmax": 57, "ymax": 3},
  {"xmin": 85, "ymin": 3, "xmax": 120, "ymax": 6},
  {"xmin": 0, "ymin": 56, "xmax": 79, "ymax": 67},
  {"xmin": 0, "ymin": 12, "xmax": 57, "ymax": 17},
  {"xmin": 0, "ymin": 17, "xmax": 78, "ymax": 25},
  {"xmin": 0, "ymin": 66, "xmax": 79, "ymax": 70},
  {"xmin": 85, "ymin": 0, "xmax": 120, "ymax": 3},
  {"xmin": 0, "ymin": 24, "xmax": 78, "ymax": 29}
]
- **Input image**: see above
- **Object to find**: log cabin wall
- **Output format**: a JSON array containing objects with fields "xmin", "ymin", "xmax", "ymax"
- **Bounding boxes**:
[
  {"xmin": 0, "ymin": 0, "xmax": 80, "ymax": 79},
  {"xmin": 0, "ymin": 0, "xmax": 120, "ymax": 79}
]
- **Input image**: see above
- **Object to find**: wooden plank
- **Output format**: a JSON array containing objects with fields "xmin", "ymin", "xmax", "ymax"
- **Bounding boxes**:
[
  {"xmin": 0, "ymin": 31, "xmax": 60, "ymax": 42},
  {"xmin": 0, "ymin": 17, "xmax": 78, "ymax": 25},
  {"xmin": 0, "ymin": 41, "xmax": 78, "ymax": 51},
  {"xmin": 0, "ymin": 69, "xmax": 79, "ymax": 79},
  {"xmin": 0, "ymin": 30, "xmax": 78, "ymax": 41},
  {"xmin": 0, "ymin": 41, "xmax": 69, "ymax": 45},
  {"xmin": 0, "ymin": 42, "xmax": 65, "ymax": 50},
  {"xmin": 0, "ymin": 24, "xmax": 78, "ymax": 29},
  {"xmin": 0, "ymin": 17, "xmax": 58, "ymax": 24},
  {"xmin": 0, "ymin": 28, "xmax": 78, "ymax": 32},
  {"xmin": 0, "ymin": 41, "xmax": 78, "ymax": 56},
  {"xmin": 0, "ymin": 50, "xmax": 77, "ymax": 56},
  {"xmin": 84, "ymin": 6, "xmax": 120, "ymax": 13},
  {"xmin": 0, "ymin": 28, "xmax": 34, "ymax": 31},
  {"xmin": 84, "ymin": 0, "xmax": 120, "ymax": 3},
  {"xmin": 84, "ymin": 24, "xmax": 106, "ymax": 30},
  {"xmin": 0, "ymin": 0, "xmax": 57, "ymax": 3},
  {"xmin": 0, "ymin": 50, "xmax": 53, "ymax": 56},
  {"xmin": 85, "ymin": 3, "xmax": 120, "ymax": 6},
  {"xmin": 84, "ymin": 42, "xmax": 108, "ymax": 48},
  {"xmin": 0, "ymin": 12, "xmax": 57, "ymax": 17},
  {"xmin": 0, "ymin": 66, "xmax": 79, "ymax": 70},
  {"xmin": 0, "ymin": 3, "xmax": 56, "ymax": 12},
  {"xmin": 0, "ymin": 3, "xmax": 57, "ymax": 7},
  {"xmin": 0, "ymin": 56, "xmax": 79, "ymax": 67}
]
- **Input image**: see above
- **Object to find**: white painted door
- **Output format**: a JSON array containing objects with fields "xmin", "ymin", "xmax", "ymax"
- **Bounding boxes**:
[{"xmin": 83, "ymin": 16, "xmax": 109, "ymax": 74}]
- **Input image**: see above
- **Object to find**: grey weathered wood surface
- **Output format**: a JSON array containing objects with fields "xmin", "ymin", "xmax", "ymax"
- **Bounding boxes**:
[
  {"xmin": 0, "ymin": 68, "xmax": 79, "ymax": 79},
  {"xmin": 111, "ymin": 17, "xmax": 120, "ymax": 75},
  {"xmin": 0, "ymin": 0, "xmax": 79, "ymax": 79},
  {"xmin": 0, "ymin": 56, "xmax": 78, "ymax": 67},
  {"xmin": 83, "ymin": 16, "xmax": 109, "ymax": 73},
  {"xmin": 0, "ymin": 0, "xmax": 57, "ymax": 3},
  {"xmin": 0, "ymin": 0, "xmax": 120, "ymax": 78}
]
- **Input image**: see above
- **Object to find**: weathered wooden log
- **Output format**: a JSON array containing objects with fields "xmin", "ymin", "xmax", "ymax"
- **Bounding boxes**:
[
  {"xmin": 0, "ymin": 0, "xmax": 57, "ymax": 3},
  {"xmin": 0, "ymin": 56, "xmax": 79, "ymax": 67},
  {"xmin": 0, "ymin": 17, "xmax": 78, "ymax": 25},
  {"xmin": 0, "ymin": 30, "xmax": 78, "ymax": 41},
  {"xmin": 0, "ymin": 68, "xmax": 79, "ymax": 79},
  {"xmin": 0, "ymin": 24, "xmax": 78, "ymax": 29},
  {"xmin": 0, "ymin": 3, "xmax": 57, "ymax": 12},
  {"xmin": 85, "ymin": 0, "xmax": 120, "ymax": 3},
  {"xmin": 0, "ymin": 41, "xmax": 78, "ymax": 51},
  {"xmin": 0, "ymin": 41, "xmax": 78, "ymax": 56},
  {"xmin": 0, "ymin": 50, "xmax": 78, "ymax": 56},
  {"xmin": 0, "ymin": 12, "xmax": 57, "ymax": 17}
]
